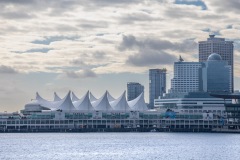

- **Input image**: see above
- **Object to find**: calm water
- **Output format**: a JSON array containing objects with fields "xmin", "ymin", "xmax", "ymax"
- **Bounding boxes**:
[{"xmin": 0, "ymin": 132, "xmax": 240, "ymax": 160}]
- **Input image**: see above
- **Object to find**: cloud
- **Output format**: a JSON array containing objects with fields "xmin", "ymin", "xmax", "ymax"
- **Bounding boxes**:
[
  {"xmin": 70, "ymin": 59, "xmax": 87, "ymax": 66},
  {"xmin": 119, "ymin": 12, "xmax": 158, "ymax": 24},
  {"xmin": 0, "ymin": 11, "xmax": 34, "ymax": 19},
  {"xmin": 93, "ymin": 51, "xmax": 106, "ymax": 59},
  {"xmin": 119, "ymin": 35, "xmax": 197, "ymax": 53},
  {"xmin": 78, "ymin": 20, "xmax": 108, "ymax": 29},
  {"xmin": 0, "ymin": 65, "xmax": 18, "ymax": 74},
  {"xmin": 204, "ymin": 0, "xmax": 240, "ymax": 14},
  {"xmin": 120, "ymin": 35, "xmax": 196, "ymax": 66},
  {"xmin": 64, "ymin": 69, "xmax": 97, "ymax": 79},
  {"xmin": 80, "ymin": 0, "xmax": 142, "ymax": 9},
  {"xmin": 126, "ymin": 49, "xmax": 177, "ymax": 66},
  {"xmin": 31, "ymin": 36, "xmax": 79, "ymax": 45},
  {"xmin": 15, "ymin": 48, "xmax": 53, "ymax": 53}
]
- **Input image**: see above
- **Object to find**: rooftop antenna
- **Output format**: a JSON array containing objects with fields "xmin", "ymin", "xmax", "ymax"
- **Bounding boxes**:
[
  {"xmin": 179, "ymin": 55, "xmax": 184, "ymax": 62},
  {"xmin": 209, "ymin": 32, "xmax": 215, "ymax": 38}
]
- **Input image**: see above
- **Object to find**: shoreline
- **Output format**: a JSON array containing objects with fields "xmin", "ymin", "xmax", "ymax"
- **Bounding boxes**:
[{"xmin": 1, "ymin": 128, "xmax": 239, "ymax": 133}]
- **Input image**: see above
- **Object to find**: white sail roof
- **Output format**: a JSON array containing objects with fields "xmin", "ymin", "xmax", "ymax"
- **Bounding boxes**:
[
  {"xmin": 26, "ymin": 90, "xmax": 149, "ymax": 112},
  {"xmin": 128, "ymin": 92, "xmax": 148, "ymax": 111},
  {"xmin": 107, "ymin": 91, "xmax": 115, "ymax": 102},
  {"xmin": 54, "ymin": 92, "xmax": 61, "ymax": 101},
  {"xmin": 89, "ymin": 92, "xmax": 97, "ymax": 102},
  {"xmin": 72, "ymin": 92, "xmax": 80, "ymax": 102},
  {"xmin": 110, "ymin": 91, "xmax": 131, "ymax": 111},
  {"xmin": 36, "ymin": 92, "xmax": 48, "ymax": 102},
  {"xmin": 55, "ymin": 91, "xmax": 76, "ymax": 111},
  {"xmin": 35, "ymin": 92, "xmax": 55, "ymax": 109},
  {"xmin": 73, "ymin": 91, "xmax": 94, "ymax": 111},
  {"xmin": 92, "ymin": 91, "xmax": 113, "ymax": 111}
]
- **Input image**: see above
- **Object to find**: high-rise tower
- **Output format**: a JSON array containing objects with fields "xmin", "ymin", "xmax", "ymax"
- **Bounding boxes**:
[
  {"xmin": 170, "ymin": 56, "xmax": 202, "ymax": 93},
  {"xmin": 199, "ymin": 34, "xmax": 234, "ymax": 92},
  {"xmin": 149, "ymin": 69, "xmax": 166, "ymax": 108}
]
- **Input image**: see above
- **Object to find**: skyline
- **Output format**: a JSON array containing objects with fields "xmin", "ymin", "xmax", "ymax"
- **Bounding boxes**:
[{"xmin": 0, "ymin": 0, "xmax": 240, "ymax": 112}]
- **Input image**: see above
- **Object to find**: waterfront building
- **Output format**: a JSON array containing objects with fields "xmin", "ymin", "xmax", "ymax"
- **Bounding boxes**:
[
  {"xmin": 210, "ymin": 93, "xmax": 240, "ymax": 129},
  {"xmin": 199, "ymin": 34, "xmax": 234, "ymax": 92},
  {"xmin": 170, "ymin": 56, "xmax": 202, "ymax": 93},
  {"xmin": 154, "ymin": 92, "xmax": 231, "ymax": 118},
  {"xmin": 0, "ymin": 91, "xmax": 238, "ymax": 132},
  {"xmin": 199, "ymin": 53, "xmax": 232, "ymax": 93},
  {"xmin": 127, "ymin": 82, "xmax": 144, "ymax": 101},
  {"xmin": 149, "ymin": 69, "xmax": 167, "ymax": 109}
]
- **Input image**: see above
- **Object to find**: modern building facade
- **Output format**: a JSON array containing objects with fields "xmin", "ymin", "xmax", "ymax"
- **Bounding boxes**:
[
  {"xmin": 127, "ymin": 82, "xmax": 144, "ymax": 101},
  {"xmin": 149, "ymin": 69, "xmax": 167, "ymax": 108},
  {"xmin": 199, "ymin": 53, "xmax": 232, "ymax": 93},
  {"xmin": 154, "ymin": 92, "xmax": 231, "ymax": 121},
  {"xmin": 199, "ymin": 34, "xmax": 234, "ymax": 92},
  {"xmin": 170, "ymin": 57, "xmax": 202, "ymax": 93}
]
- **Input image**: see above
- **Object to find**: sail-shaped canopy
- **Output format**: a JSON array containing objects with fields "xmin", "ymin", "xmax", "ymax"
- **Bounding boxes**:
[
  {"xmin": 73, "ymin": 91, "xmax": 94, "ymax": 111},
  {"xmin": 72, "ymin": 92, "xmax": 80, "ymax": 102},
  {"xmin": 110, "ymin": 91, "xmax": 131, "ymax": 111},
  {"xmin": 89, "ymin": 92, "xmax": 97, "ymax": 102},
  {"xmin": 35, "ymin": 92, "xmax": 55, "ymax": 109},
  {"xmin": 36, "ymin": 92, "xmax": 48, "ymax": 103},
  {"xmin": 25, "ymin": 91, "xmax": 149, "ymax": 112},
  {"xmin": 54, "ymin": 92, "xmax": 61, "ymax": 101},
  {"xmin": 107, "ymin": 91, "xmax": 115, "ymax": 102},
  {"xmin": 128, "ymin": 92, "xmax": 148, "ymax": 111},
  {"xmin": 55, "ymin": 91, "xmax": 76, "ymax": 111},
  {"xmin": 92, "ymin": 91, "xmax": 113, "ymax": 111}
]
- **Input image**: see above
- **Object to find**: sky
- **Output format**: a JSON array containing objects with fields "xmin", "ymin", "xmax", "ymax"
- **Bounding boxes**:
[{"xmin": 0, "ymin": 0, "xmax": 240, "ymax": 112}]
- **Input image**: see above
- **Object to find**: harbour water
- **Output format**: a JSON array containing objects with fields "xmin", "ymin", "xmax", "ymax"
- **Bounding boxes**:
[{"xmin": 0, "ymin": 133, "xmax": 240, "ymax": 160}]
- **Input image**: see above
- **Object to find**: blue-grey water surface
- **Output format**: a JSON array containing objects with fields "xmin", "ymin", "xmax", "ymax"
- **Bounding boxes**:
[{"xmin": 0, "ymin": 133, "xmax": 240, "ymax": 160}]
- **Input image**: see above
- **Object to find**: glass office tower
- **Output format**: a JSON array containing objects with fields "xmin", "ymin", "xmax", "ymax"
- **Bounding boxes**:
[
  {"xmin": 199, "ymin": 53, "xmax": 232, "ymax": 93},
  {"xmin": 149, "ymin": 69, "xmax": 166, "ymax": 108}
]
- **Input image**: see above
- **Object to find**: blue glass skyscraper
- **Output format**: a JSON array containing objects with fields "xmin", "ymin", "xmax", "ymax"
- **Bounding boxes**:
[{"xmin": 199, "ymin": 53, "xmax": 232, "ymax": 93}]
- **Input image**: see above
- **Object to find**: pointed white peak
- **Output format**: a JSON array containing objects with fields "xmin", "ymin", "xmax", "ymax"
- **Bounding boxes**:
[
  {"xmin": 128, "ymin": 92, "xmax": 148, "ymax": 111},
  {"xmin": 72, "ymin": 92, "xmax": 80, "ymax": 102},
  {"xmin": 54, "ymin": 92, "xmax": 61, "ymax": 101},
  {"xmin": 55, "ymin": 91, "xmax": 76, "ymax": 111},
  {"xmin": 73, "ymin": 91, "xmax": 94, "ymax": 111},
  {"xmin": 35, "ymin": 92, "xmax": 54, "ymax": 109},
  {"xmin": 89, "ymin": 92, "xmax": 97, "ymax": 102},
  {"xmin": 107, "ymin": 90, "xmax": 115, "ymax": 102},
  {"xmin": 111, "ymin": 91, "xmax": 131, "ymax": 111},
  {"xmin": 36, "ymin": 92, "xmax": 48, "ymax": 102},
  {"xmin": 92, "ymin": 91, "xmax": 113, "ymax": 111}
]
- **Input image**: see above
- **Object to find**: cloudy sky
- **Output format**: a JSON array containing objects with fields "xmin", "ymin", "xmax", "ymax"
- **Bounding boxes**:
[{"xmin": 0, "ymin": 0, "xmax": 240, "ymax": 112}]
